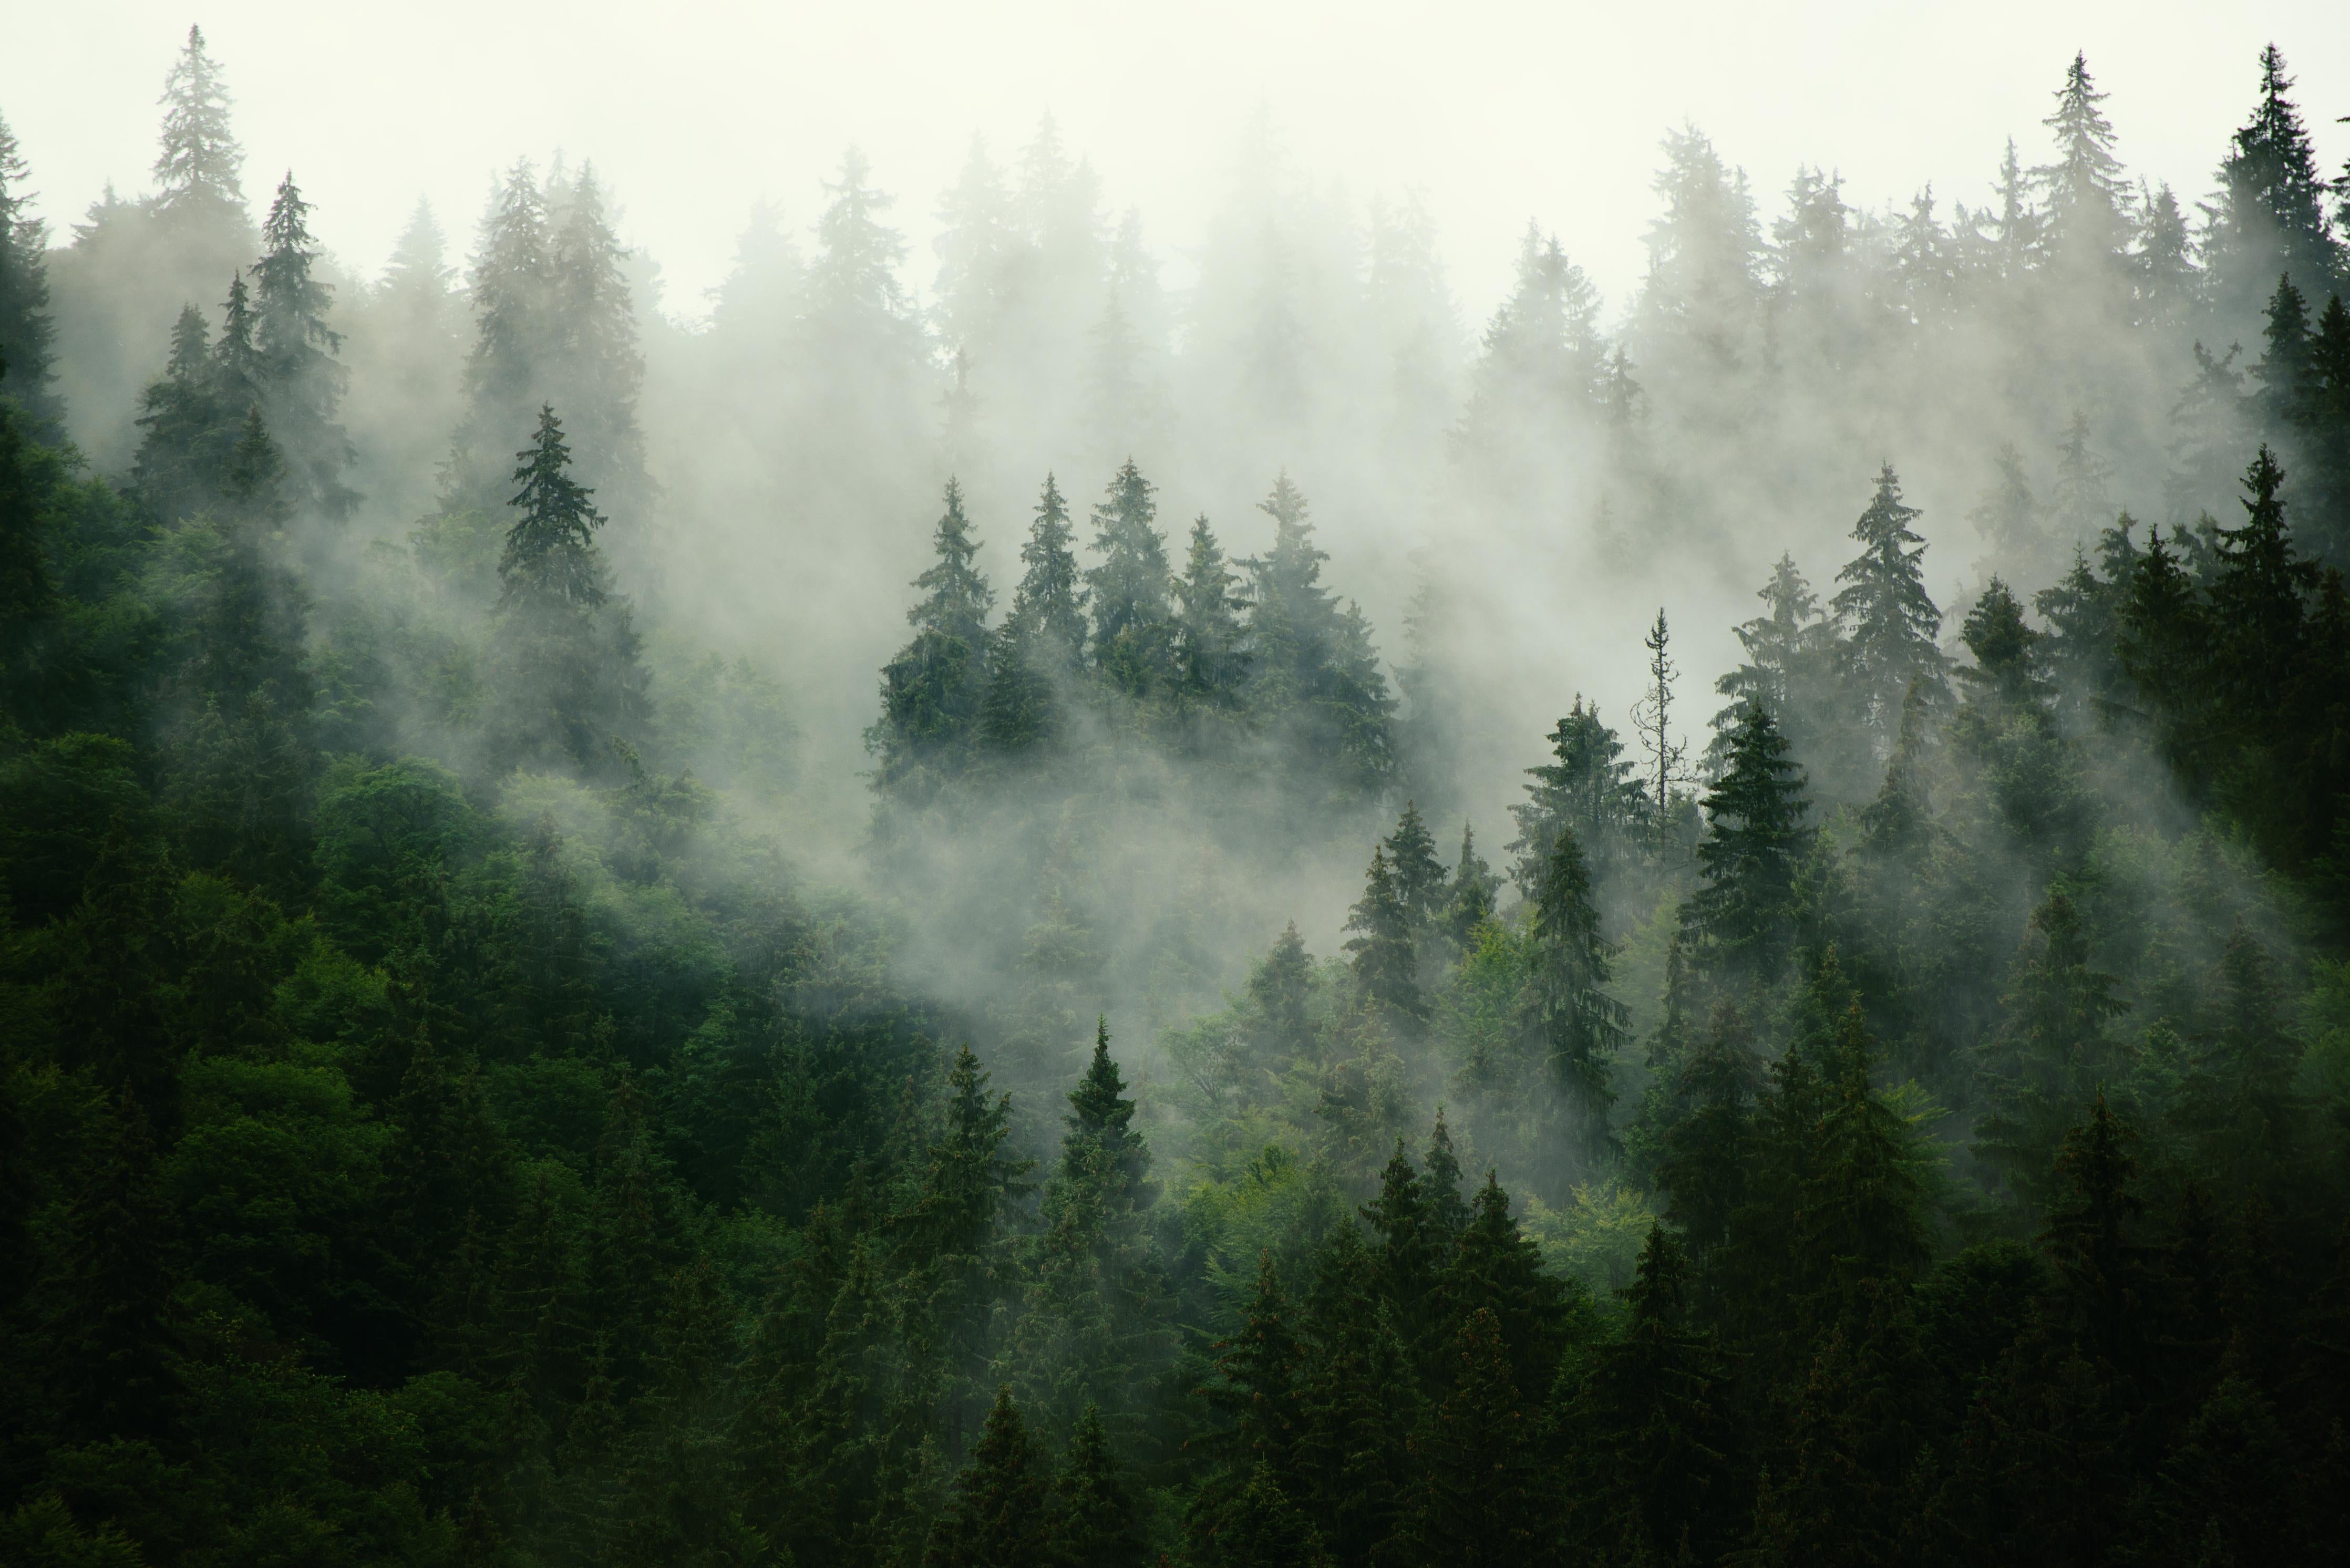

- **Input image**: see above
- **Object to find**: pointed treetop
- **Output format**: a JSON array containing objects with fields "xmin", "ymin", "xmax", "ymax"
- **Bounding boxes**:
[
  {"xmin": 154, "ymin": 24, "xmax": 244, "ymax": 217},
  {"xmin": 499, "ymin": 404, "xmax": 607, "ymax": 609}
]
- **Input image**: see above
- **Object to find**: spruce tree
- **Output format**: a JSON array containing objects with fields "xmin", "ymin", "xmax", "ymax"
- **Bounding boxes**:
[
  {"xmin": 1710, "ymin": 553, "xmax": 1840, "ymax": 778},
  {"xmin": 0, "ymin": 114, "xmax": 58, "ymax": 425},
  {"xmin": 1009, "ymin": 472, "xmax": 1088, "ymax": 664},
  {"xmin": 1442, "ymin": 823, "xmax": 1500, "ymax": 948},
  {"xmin": 2034, "ymin": 53, "xmax": 2130, "ymax": 280},
  {"xmin": 450, "ymin": 160, "xmax": 553, "ymax": 507},
  {"xmin": 1202, "ymin": 1251, "xmax": 1307, "ymax": 1496},
  {"xmin": 1506, "ymin": 698, "xmax": 1643, "ymax": 895},
  {"xmin": 1173, "ymin": 513, "xmax": 1248, "ymax": 708},
  {"xmin": 1344, "ymin": 847, "xmax": 1423, "ymax": 1023},
  {"xmin": 545, "ymin": 165, "xmax": 650, "ymax": 525},
  {"xmin": 1442, "ymin": 1173, "xmax": 1574, "ymax": 1398},
  {"xmin": 1050, "ymin": 1404, "xmax": 1144, "ymax": 1568},
  {"xmin": 1384, "ymin": 800, "xmax": 1448, "ymax": 929},
  {"xmin": 926, "ymin": 1386, "xmax": 1053, "ymax": 1568},
  {"xmin": 2209, "ymin": 45, "xmax": 2344, "ymax": 323},
  {"xmin": 151, "ymin": 25, "xmax": 246, "ymax": 226},
  {"xmin": 1086, "ymin": 459, "xmax": 1173, "ymax": 696},
  {"xmin": 1244, "ymin": 472, "xmax": 1397, "ymax": 798},
  {"xmin": 1972, "ymin": 892, "xmax": 2130, "ymax": 1213},
  {"xmin": 1523, "ymin": 825, "xmax": 1627, "ymax": 1158},
  {"xmin": 874, "ymin": 481, "xmax": 994, "ymax": 795},
  {"xmin": 1833, "ymin": 463, "xmax": 1946, "ymax": 748},
  {"xmin": 1686, "ymin": 701, "xmax": 1812, "ymax": 969},
  {"xmin": 1401, "ymin": 1308, "xmax": 1544, "ymax": 1567},
  {"xmin": 250, "ymin": 173, "xmax": 354, "ymax": 518},
  {"xmin": 132, "ymin": 304, "xmax": 234, "ymax": 520},
  {"xmin": 486, "ymin": 406, "xmax": 645, "ymax": 773}
]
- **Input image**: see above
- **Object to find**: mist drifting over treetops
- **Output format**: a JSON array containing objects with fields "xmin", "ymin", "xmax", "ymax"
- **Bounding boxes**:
[{"xmin": 4, "ymin": 11, "xmax": 2350, "ymax": 1567}]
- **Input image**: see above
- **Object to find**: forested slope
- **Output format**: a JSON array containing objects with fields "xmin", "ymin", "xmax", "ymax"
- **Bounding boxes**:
[{"xmin": 4, "ymin": 26, "xmax": 2350, "ymax": 1568}]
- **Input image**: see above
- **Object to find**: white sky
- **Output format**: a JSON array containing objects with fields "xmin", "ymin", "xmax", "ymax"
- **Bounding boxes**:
[{"xmin": 6, "ymin": 2, "xmax": 2346, "ymax": 327}]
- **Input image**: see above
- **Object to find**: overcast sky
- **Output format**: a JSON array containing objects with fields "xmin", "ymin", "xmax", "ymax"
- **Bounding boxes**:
[{"xmin": 6, "ymin": 2, "xmax": 2345, "ymax": 327}]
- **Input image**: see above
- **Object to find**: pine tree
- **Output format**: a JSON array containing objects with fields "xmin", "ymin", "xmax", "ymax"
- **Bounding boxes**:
[
  {"xmin": 1710, "ymin": 553, "xmax": 1840, "ymax": 777},
  {"xmin": 1202, "ymin": 1251, "xmax": 1307, "ymax": 1494},
  {"xmin": 1955, "ymin": 577, "xmax": 2052, "ymax": 712},
  {"xmin": 132, "ymin": 304, "xmax": 235, "ymax": 520},
  {"xmin": 1050, "ymin": 1404, "xmax": 1144, "ymax": 1568},
  {"xmin": 1632, "ymin": 607, "xmax": 1686, "ymax": 841},
  {"xmin": 250, "ymin": 173, "xmax": 354, "ymax": 518},
  {"xmin": 2209, "ymin": 45, "xmax": 2344, "ymax": 323},
  {"xmin": 1173, "ymin": 514, "xmax": 1248, "ymax": 708},
  {"xmin": 1653, "ymin": 1003, "xmax": 1764, "ymax": 1260},
  {"xmin": 1009, "ymin": 472, "xmax": 1089, "ymax": 665},
  {"xmin": 1086, "ymin": 459, "xmax": 1173, "ymax": 696},
  {"xmin": 1967, "ymin": 442, "xmax": 2040, "ymax": 564},
  {"xmin": 1456, "ymin": 222, "xmax": 1604, "ymax": 453},
  {"xmin": 457, "ymin": 160, "xmax": 554, "ymax": 493},
  {"xmin": 2132, "ymin": 181, "xmax": 2199, "ymax": 328},
  {"xmin": 1383, "ymin": 800, "xmax": 1448, "ymax": 929},
  {"xmin": 544, "ymin": 164, "xmax": 650, "ymax": 525},
  {"xmin": 1686, "ymin": 701, "xmax": 1811, "ymax": 970},
  {"xmin": 0, "ymin": 113, "xmax": 58, "ymax": 425},
  {"xmin": 1423, "ymin": 1110, "xmax": 1471, "ymax": 1245},
  {"xmin": 1972, "ymin": 892, "xmax": 2130, "ymax": 1213},
  {"xmin": 873, "ymin": 481, "xmax": 994, "ymax": 795},
  {"xmin": 2034, "ymin": 53, "xmax": 2131, "ymax": 281},
  {"xmin": 152, "ymin": 25, "xmax": 245, "ymax": 226},
  {"xmin": 1244, "ymin": 473, "xmax": 1397, "ymax": 799},
  {"xmin": 1360, "ymin": 1140, "xmax": 1444, "ymax": 1364},
  {"xmin": 1345, "ymin": 847, "xmax": 1424, "ymax": 1023},
  {"xmin": 1833, "ymin": 462, "xmax": 1947, "ymax": 747},
  {"xmin": 1524, "ymin": 826, "xmax": 1627, "ymax": 1158},
  {"xmin": 1442, "ymin": 1173, "xmax": 1574, "ymax": 1398},
  {"xmin": 2252, "ymin": 274, "xmax": 2317, "ymax": 441},
  {"xmin": 487, "ymin": 406, "xmax": 646, "ymax": 773},
  {"xmin": 1401, "ymin": 1308, "xmax": 1544, "ymax": 1567},
  {"xmin": 1559, "ymin": 1225, "xmax": 1735, "ymax": 1564},
  {"xmin": 926, "ymin": 1386, "xmax": 1053, "ymax": 1568},
  {"xmin": 1506, "ymin": 698, "xmax": 1643, "ymax": 896},
  {"xmin": 1442, "ymin": 823, "xmax": 1500, "ymax": 949},
  {"xmin": 2208, "ymin": 445, "xmax": 2316, "ymax": 708}
]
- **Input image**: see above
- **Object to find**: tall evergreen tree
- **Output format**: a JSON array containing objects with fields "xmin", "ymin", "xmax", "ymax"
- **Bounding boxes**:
[
  {"xmin": 151, "ymin": 25, "xmax": 246, "ymax": 226},
  {"xmin": 2034, "ymin": 53, "xmax": 2131, "ymax": 282},
  {"xmin": 1523, "ymin": 826, "xmax": 1626, "ymax": 1158},
  {"xmin": 1833, "ymin": 463, "xmax": 1947, "ymax": 749},
  {"xmin": 874, "ymin": 482, "xmax": 994, "ymax": 795},
  {"xmin": 1384, "ymin": 801, "xmax": 1448, "ymax": 930},
  {"xmin": 250, "ymin": 173, "xmax": 353, "ymax": 518},
  {"xmin": 1345, "ymin": 847, "xmax": 1424, "ymax": 1024},
  {"xmin": 544, "ymin": 165, "xmax": 650, "ymax": 525},
  {"xmin": 926, "ymin": 1386, "xmax": 1053, "ymax": 1568},
  {"xmin": 486, "ymin": 406, "xmax": 645, "ymax": 773},
  {"xmin": 1173, "ymin": 514, "xmax": 1249, "ymax": 708},
  {"xmin": 1507, "ymin": 698, "xmax": 1644, "ymax": 897},
  {"xmin": 2209, "ymin": 45, "xmax": 2344, "ymax": 322},
  {"xmin": 1009, "ymin": 472, "xmax": 1089, "ymax": 664},
  {"xmin": 1685, "ymin": 701, "xmax": 1811, "ymax": 969},
  {"xmin": 1051, "ymin": 1404, "xmax": 1145, "ymax": 1568},
  {"xmin": 1086, "ymin": 459, "xmax": 1173, "ymax": 696},
  {"xmin": 1244, "ymin": 473, "xmax": 1396, "ymax": 799},
  {"xmin": 0, "ymin": 114, "xmax": 58, "ymax": 425}
]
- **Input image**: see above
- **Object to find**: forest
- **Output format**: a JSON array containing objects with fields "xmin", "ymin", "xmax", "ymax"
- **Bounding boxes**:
[{"xmin": 4, "ymin": 20, "xmax": 2350, "ymax": 1567}]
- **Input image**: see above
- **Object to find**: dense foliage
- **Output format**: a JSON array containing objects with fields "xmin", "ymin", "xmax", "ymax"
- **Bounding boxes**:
[{"xmin": 6, "ymin": 27, "xmax": 2350, "ymax": 1568}]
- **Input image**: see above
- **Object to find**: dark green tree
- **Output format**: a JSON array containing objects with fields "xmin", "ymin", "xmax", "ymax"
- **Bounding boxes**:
[
  {"xmin": 1507, "ymin": 698, "xmax": 1644, "ymax": 895},
  {"xmin": 1686, "ymin": 700, "xmax": 1812, "ymax": 969},
  {"xmin": 1523, "ymin": 826, "xmax": 1626, "ymax": 1158},
  {"xmin": 2208, "ymin": 45, "xmax": 2344, "ymax": 322},
  {"xmin": 1383, "ymin": 800, "xmax": 1447, "ymax": 930},
  {"xmin": 1008, "ymin": 472, "xmax": 1088, "ymax": 664},
  {"xmin": 1833, "ymin": 462, "xmax": 1947, "ymax": 748},
  {"xmin": 0, "ymin": 114, "xmax": 58, "ymax": 425},
  {"xmin": 1173, "ymin": 513, "xmax": 1248, "ymax": 708},
  {"xmin": 1086, "ymin": 459, "xmax": 1173, "ymax": 696},
  {"xmin": 1050, "ymin": 1404, "xmax": 1143, "ymax": 1568},
  {"xmin": 1441, "ymin": 822, "xmax": 1499, "ymax": 948},
  {"xmin": 1344, "ymin": 847, "xmax": 1424, "ymax": 1023},
  {"xmin": 925, "ymin": 1386, "xmax": 1053, "ymax": 1568},
  {"xmin": 250, "ymin": 172, "xmax": 353, "ymax": 518}
]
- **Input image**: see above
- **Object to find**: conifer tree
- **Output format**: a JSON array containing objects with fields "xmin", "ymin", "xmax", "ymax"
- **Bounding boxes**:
[
  {"xmin": 250, "ymin": 173, "xmax": 354, "ymax": 518},
  {"xmin": 1246, "ymin": 921, "xmax": 1317, "ymax": 1064},
  {"xmin": 0, "ymin": 114, "xmax": 58, "ymax": 425},
  {"xmin": 1345, "ymin": 847, "xmax": 1424, "ymax": 1023},
  {"xmin": 486, "ymin": 406, "xmax": 646, "ymax": 773},
  {"xmin": 132, "ymin": 304, "xmax": 233, "ymax": 519},
  {"xmin": 2034, "ymin": 53, "xmax": 2131, "ymax": 281},
  {"xmin": 2252, "ymin": 275, "xmax": 2316, "ymax": 440},
  {"xmin": 1051, "ymin": 1404, "xmax": 1145, "ymax": 1568},
  {"xmin": 2209, "ymin": 45, "xmax": 2344, "ymax": 323},
  {"xmin": 1711, "ymin": 553, "xmax": 1841, "ymax": 777},
  {"xmin": 2208, "ymin": 445, "xmax": 2315, "ymax": 707},
  {"xmin": 1009, "ymin": 472, "xmax": 1089, "ymax": 663},
  {"xmin": 1423, "ymin": 1110, "xmax": 1471, "ymax": 1245},
  {"xmin": 926, "ymin": 1386, "xmax": 1053, "ymax": 1568},
  {"xmin": 1202, "ymin": 1251, "xmax": 1307, "ymax": 1497},
  {"xmin": 1833, "ymin": 462, "xmax": 1946, "ymax": 748},
  {"xmin": 1506, "ymin": 698, "xmax": 1643, "ymax": 895},
  {"xmin": 1686, "ymin": 701, "xmax": 1811, "ymax": 969},
  {"xmin": 152, "ymin": 25, "xmax": 245, "ymax": 226},
  {"xmin": 1457, "ymin": 222, "xmax": 1604, "ymax": 452},
  {"xmin": 1360, "ymin": 1140, "xmax": 1444, "ymax": 1362},
  {"xmin": 544, "ymin": 165, "xmax": 650, "ymax": 524},
  {"xmin": 1523, "ymin": 826, "xmax": 1626, "ymax": 1157},
  {"xmin": 1967, "ymin": 442, "xmax": 2040, "ymax": 564},
  {"xmin": 1384, "ymin": 800, "xmax": 1448, "ymax": 929},
  {"xmin": 1972, "ymin": 892, "xmax": 2129, "ymax": 1212},
  {"xmin": 1401, "ymin": 1308, "xmax": 1544, "ymax": 1567},
  {"xmin": 1245, "ymin": 473, "xmax": 1397, "ymax": 798},
  {"xmin": 875, "ymin": 481, "xmax": 994, "ymax": 794},
  {"xmin": 1442, "ymin": 823, "xmax": 1500, "ymax": 948},
  {"xmin": 1559, "ymin": 1225, "xmax": 1735, "ymax": 1564},
  {"xmin": 1443, "ymin": 1173, "xmax": 1573, "ymax": 1397},
  {"xmin": 1086, "ymin": 459, "xmax": 1173, "ymax": 695},
  {"xmin": 1173, "ymin": 513, "xmax": 1248, "ymax": 707},
  {"xmin": 1653, "ymin": 1004, "xmax": 1764, "ymax": 1260}
]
